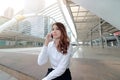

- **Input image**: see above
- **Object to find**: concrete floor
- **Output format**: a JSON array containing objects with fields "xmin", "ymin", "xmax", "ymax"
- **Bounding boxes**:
[{"xmin": 0, "ymin": 46, "xmax": 120, "ymax": 80}]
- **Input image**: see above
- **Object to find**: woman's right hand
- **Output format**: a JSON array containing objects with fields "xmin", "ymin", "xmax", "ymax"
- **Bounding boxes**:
[{"xmin": 44, "ymin": 33, "xmax": 52, "ymax": 46}]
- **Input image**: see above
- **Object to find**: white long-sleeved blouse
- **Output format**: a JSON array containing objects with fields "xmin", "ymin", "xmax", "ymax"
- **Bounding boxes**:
[{"xmin": 38, "ymin": 41, "xmax": 73, "ymax": 80}]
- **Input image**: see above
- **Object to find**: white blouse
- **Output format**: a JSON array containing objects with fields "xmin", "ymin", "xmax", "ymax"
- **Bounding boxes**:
[{"xmin": 38, "ymin": 41, "xmax": 73, "ymax": 80}]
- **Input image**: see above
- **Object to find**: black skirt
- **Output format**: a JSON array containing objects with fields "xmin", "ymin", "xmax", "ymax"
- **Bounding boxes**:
[{"xmin": 46, "ymin": 68, "xmax": 72, "ymax": 80}]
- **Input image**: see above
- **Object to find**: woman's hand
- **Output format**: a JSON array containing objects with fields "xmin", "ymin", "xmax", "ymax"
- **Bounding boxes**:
[{"xmin": 44, "ymin": 33, "xmax": 52, "ymax": 46}]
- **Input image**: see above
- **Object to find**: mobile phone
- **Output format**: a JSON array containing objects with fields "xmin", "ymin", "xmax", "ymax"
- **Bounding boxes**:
[{"xmin": 51, "ymin": 33, "xmax": 53, "ymax": 39}]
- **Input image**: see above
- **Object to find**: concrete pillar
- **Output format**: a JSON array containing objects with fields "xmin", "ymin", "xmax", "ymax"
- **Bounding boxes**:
[
  {"xmin": 90, "ymin": 30, "xmax": 93, "ymax": 47},
  {"xmin": 114, "ymin": 35, "xmax": 120, "ymax": 47},
  {"xmin": 99, "ymin": 21, "xmax": 104, "ymax": 48},
  {"xmin": 103, "ymin": 36, "xmax": 107, "ymax": 47},
  {"xmin": 14, "ymin": 36, "xmax": 18, "ymax": 47}
]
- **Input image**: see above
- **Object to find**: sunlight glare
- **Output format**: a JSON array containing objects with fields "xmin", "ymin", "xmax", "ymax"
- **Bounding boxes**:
[
  {"xmin": 0, "ymin": 0, "xmax": 24, "ymax": 16},
  {"xmin": 45, "ymin": 0, "xmax": 56, "ymax": 8}
]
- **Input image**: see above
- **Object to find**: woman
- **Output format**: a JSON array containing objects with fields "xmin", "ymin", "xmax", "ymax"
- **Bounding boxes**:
[{"xmin": 38, "ymin": 22, "xmax": 73, "ymax": 80}]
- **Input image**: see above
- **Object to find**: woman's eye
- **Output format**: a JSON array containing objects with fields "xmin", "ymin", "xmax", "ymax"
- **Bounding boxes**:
[
  {"xmin": 56, "ymin": 28, "xmax": 59, "ymax": 30},
  {"xmin": 52, "ymin": 29, "xmax": 54, "ymax": 31}
]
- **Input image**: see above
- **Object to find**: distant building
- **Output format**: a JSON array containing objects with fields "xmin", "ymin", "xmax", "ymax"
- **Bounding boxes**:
[
  {"xmin": 44, "ymin": 16, "xmax": 50, "ymax": 37},
  {"xmin": 19, "ymin": 20, "xmax": 31, "ymax": 35},
  {"xmin": 18, "ymin": 16, "xmax": 50, "ymax": 38},
  {"xmin": 23, "ymin": 0, "xmax": 49, "ymax": 38},
  {"xmin": 4, "ymin": 7, "xmax": 14, "ymax": 19}
]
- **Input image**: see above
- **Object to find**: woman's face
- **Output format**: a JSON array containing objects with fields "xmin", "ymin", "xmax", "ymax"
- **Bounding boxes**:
[{"xmin": 51, "ymin": 24, "xmax": 61, "ymax": 39}]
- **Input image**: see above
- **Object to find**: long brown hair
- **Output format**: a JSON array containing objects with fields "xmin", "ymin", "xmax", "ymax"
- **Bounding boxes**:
[{"xmin": 52, "ymin": 22, "xmax": 70, "ymax": 54}]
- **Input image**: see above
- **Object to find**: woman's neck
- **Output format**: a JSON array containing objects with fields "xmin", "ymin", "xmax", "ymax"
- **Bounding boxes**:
[{"xmin": 54, "ymin": 38, "xmax": 60, "ymax": 46}]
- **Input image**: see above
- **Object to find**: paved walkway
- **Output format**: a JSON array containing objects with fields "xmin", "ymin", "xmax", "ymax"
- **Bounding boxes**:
[{"xmin": 0, "ymin": 46, "xmax": 120, "ymax": 80}]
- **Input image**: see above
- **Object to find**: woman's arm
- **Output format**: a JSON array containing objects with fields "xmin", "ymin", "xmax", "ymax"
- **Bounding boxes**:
[
  {"xmin": 38, "ymin": 45, "xmax": 48, "ymax": 65},
  {"xmin": 38, "ymin": 33, "xmax": 52, "ymax": 65}
]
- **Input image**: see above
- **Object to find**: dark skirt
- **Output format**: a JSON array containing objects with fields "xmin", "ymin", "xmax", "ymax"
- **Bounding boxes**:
[{"xmin": 46, "ymin": 68, "xmax": 72, "ymax": 80}]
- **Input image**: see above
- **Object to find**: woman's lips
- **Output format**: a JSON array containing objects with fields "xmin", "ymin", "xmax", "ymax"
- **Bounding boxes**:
[{"xmin": 53, "ymin": 34, "xmax": 57, "ymax": 36}]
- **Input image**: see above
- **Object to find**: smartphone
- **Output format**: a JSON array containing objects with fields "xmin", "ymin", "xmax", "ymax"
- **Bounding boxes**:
[{"xmin": 51, "ymin": 33, "xmax": 53, "ymax": 39}]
